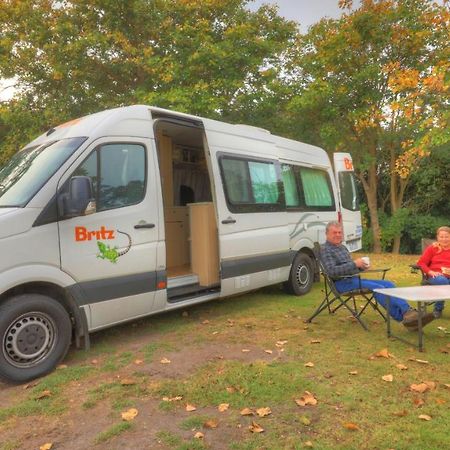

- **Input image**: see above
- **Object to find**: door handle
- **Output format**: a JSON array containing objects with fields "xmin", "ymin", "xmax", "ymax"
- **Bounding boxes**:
[
  {"xmin": 134, "ymin": 223, "xmax": 155, "ymax": 229},
  {"xmin": 221, "ymin": 218, "xmax": 236, "ymax": 224}
]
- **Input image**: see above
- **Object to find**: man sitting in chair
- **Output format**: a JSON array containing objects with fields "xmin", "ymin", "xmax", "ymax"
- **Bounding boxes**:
[{"xmin": 321, "ymin": 221, "xmax": 435, "ymax": 330}]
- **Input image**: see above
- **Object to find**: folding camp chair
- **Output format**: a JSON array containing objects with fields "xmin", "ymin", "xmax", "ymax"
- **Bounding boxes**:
[
  {"xmin": 410, "ymin": 238, "xmax": 434, "ymax": 286},
  {"xmin": 306, "ymin": 243, "xmax": 389, "ymax": 330}
]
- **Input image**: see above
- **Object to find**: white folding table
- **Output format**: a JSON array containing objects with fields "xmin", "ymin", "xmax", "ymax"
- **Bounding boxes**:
[{"xmin": 373, "ymin": 285, "xmax": 450, "ymax": 351}]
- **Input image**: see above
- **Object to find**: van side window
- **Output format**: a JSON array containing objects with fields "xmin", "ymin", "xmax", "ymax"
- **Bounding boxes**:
[
  {"xmin": 338, "ymin": 171, "xmax": 360, "ymax": 211},
  {"xmin": 281, "ymin": 164, "xmax": 335, "ymax": 211},
  {"xmin": 219, "ymin": 155, "xmax": 283, "ymax": 213},
  {"xmin": 73, "ymin": 143, "xmax": 146, "ymax": 211}
]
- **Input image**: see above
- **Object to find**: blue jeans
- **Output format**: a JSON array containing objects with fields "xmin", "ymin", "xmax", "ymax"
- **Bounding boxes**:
[
  {"xmin": 427, "ymin": 275, "xmax": 449, "ymax": 312},
  {"xmin": 334, "ymin": 278, "xmax": 410, "ymax": 322}
]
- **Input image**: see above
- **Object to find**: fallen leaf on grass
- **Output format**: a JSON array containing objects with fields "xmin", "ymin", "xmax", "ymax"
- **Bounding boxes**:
[
  {"xmin": 413, "ymin": 398, "xmax": 425, "ymax": 407},
  {"xmin": 343, "ymin": 422, "xmax": 359, "ymax": 431},
  {"xmin": 204, "ymin": 419, "xmax": 218, "ymax": 428},
  {"xmin": 304, "ymin": 362, "xmax": 315, "ymax": 368},
  {"xmin": 23, "ymin": 382, "xmax": 39, "ymax": 390},
  {"xmin": 202, "ymin": 320, "xmax": 210, "ymax": 325},
  {"xmin": 120, "ymin": 378, "xmax": 137, "ymax": 386},
  {"xmin": 162, "ymin": 396, "xmax": 182, "ymax": 402},
  {"xmin": 393, "ymin": 410, "xmax": 408, "ymax": 417},
  {"xmin": 382, "ymin": 374, "xmax": 394, "ymax": 382},
  {"xmin": 444, "ymin": 384, "xmax": 450, "ymax": 389},
  {"xmin": 418, "ymin": 414, "xmax": 432, "ymax": 421},
  {"xmin": 194, "ymin": 432, "xmax": 204, "ymax": 439},
  {"xmin": 248, "ymin": 421, "xmax": 264, "ymax": 433},
  {"xmin": 435, "ymin": 398, "xmax": 446, "ymax": 405},
  {"xmin": 409, "ymin": 358, "xmax": 429, "ymax": 364},
  {"xmin": 295, "ymin": 391, "xmax": 318, "ymax": 406},
  {"xmin": 218, "ymin": 403, "xmax": 229, "ymax": 412},
  {"xmin": 304, "ymin": 442, "xmax": 313, "ymax": 448},
  {"xmin": 241, "ymin": 349, "xmax": 250, "ymax": 353},
  {"xmin": 256, "ymin": 407, "xmax": 272, "ymax": 417},
  {"xmin": 134, "ymin": 359, "xmax": 144, "ymax": 365},
  {"xmin": 91, "ymin": 359, "xmax": 98, "ymax": 364},
  {"xmin": 240, "ymin": 407, "xmax": 254, "ymax": 416},
  {"xmin": 57, "ymin": 364, "xmax": 68, "ymax": 370},
  {"xmin": 410, "ymin": 383, "xmax": 430, "ymax": 393},
  {"xmin": 35, "ymin": 390, "xmax": 52, "ymax": 400},
  {"xmin": 40, "ymin": 444, "xmax": 52, "ymax": 450},
  {"xmin": 186, "ymin": 404, "xmax": 197, "ymax": 412},
  {"xmin": 396, "ymin": 364, "xmax": 408, "ymax": 370},
  {"xmin": 348, "ymin": 370, "xmax": 358, "ymax": 375},
  {"xmin": 310, "ymin": 339, "xmax": 321, "ymax": 344},
  {"xmin": 121, "ymin": 408, "xmax": 138, "ymax": 421},
  {"xmin": 276, "ymin": 340, "xmax": 288, "ymax": 347},
  {"xmin": 226, "ymin": 386, "xmax": 236, "ymax": 393},
  {"xmin": 264, "ymin": 349, "xmax": 273, "ymax": 354},
  {"xmin": 374, "ymin": 348, "xmax": 392, "ymax": 358},
  {"xmin": 160, "ymin": 357, "xmax": 171, "ymax": 364}
]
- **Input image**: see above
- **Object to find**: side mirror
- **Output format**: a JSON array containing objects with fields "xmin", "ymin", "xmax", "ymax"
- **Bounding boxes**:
[{"xmin": 60, "ymin": 176, "xmax": 96, "ymax": 218}]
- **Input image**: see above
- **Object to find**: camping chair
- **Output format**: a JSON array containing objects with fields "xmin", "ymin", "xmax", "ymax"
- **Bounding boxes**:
[
  {"xmin": 306, "ymin": 243, "xmax": 389, "ymax": 330},
  {"xmin": 410, "ymin": 238, "xmax": 434, "ymax": 286}
]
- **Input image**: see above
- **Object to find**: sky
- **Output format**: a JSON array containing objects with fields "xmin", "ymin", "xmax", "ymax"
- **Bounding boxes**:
[{"xmin": 248, "ymin": 0, "xmax": 361, "ymax": 31}]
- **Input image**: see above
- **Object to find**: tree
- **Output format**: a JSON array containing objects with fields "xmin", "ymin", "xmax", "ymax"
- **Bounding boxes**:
[
  {"xmin": 286, "ymin": 0, "xmax": 449, "ymax": 253},
  {"xmin": 0, "ymin": 0, "xmax": 296, "ymax": 156}
]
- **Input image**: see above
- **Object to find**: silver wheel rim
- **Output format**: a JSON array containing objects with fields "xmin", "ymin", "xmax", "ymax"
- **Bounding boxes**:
[
  {"xmin": 296, "ymin": 264, "xmax": 310, "ymax": 287},
  {"xmin": 3, "ymin": 312, "xmax": 57, "ymax": 368}
]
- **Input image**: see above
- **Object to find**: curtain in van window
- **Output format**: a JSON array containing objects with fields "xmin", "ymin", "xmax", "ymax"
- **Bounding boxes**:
[
  {"xmin": 281, "ymin": 164, "xmax": 300, "ymax": 207},
  {"xmin": 300, "ymin": 168, "xmax": 333, "ymax": 207},
  {"xmin": 249, "ymin": 161, "xmax": 278, "ymax": 203},
  {"xmin": 221, "ymin": 158, "xmax": 251, "ymax": 203}
]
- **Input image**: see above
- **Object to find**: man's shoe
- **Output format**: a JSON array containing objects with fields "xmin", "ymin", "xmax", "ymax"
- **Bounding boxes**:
[
  {"xmin": 402, "ymin": 309, "xmax": 419, "ymax": 327},
  {"xmin": 433, "ymin": 310, "xmax": 442, "ymax": 319},
  {"xmin": 403, "ymin": 311, "xmax": 435, "ymax": 332}
]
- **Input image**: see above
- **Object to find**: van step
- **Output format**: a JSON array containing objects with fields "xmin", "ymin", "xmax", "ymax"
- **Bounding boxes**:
[
  {"xmin": 167, "ymin": 273, "xmax": 199, "ymax": 289},
  {"xmin": 167, "ymin": 283, "xmax": 220, "ymax": 302}
]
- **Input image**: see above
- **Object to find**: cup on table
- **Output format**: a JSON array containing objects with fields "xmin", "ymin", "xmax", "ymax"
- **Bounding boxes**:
[{"xmin": 361, "ymin": 256, "xmax": 370, "ymax": 268}]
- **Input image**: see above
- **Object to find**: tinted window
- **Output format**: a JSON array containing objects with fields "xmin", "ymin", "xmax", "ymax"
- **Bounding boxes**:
[
  {"xmin": 219, "ymin": 155, "xmax": 283, "ymax": 213},
  {"xmin": 338, "ymin": 171, "xmax": 360, "ymax": 211},
  {"xmin": 73, "ymin": 143, "xmax": 146, "ymax": 211}
]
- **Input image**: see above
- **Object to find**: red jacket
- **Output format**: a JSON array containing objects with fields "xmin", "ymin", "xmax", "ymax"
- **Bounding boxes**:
[{"xmin": 417, "ymin": 245, "xmax": 450, "ymax": 277}]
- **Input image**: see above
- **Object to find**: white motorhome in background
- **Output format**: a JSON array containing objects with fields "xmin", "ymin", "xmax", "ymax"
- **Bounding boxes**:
[{"xmin": 0, "ymin": 105, "xmax": 362, "ymax": 382}]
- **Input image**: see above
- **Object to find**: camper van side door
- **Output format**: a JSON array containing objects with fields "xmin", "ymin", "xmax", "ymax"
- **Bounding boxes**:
[{"xmin": 57, "ymin": 137, "xmax": 161, "ymax": 330}]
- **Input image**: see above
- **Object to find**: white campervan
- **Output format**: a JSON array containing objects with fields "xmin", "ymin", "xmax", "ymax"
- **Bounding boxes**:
[{"xmin": 0, "ymin": 105, "xmax": 361, "ymax": 381}]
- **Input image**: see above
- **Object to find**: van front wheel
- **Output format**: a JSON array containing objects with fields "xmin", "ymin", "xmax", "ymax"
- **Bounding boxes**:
[
  {"xmin": 284, "ymin": 253, "xmax": 314, "ymax": 296},
  {"xmin": 0, "ymin": 294, "xmax": 72, "ymax": 383}
]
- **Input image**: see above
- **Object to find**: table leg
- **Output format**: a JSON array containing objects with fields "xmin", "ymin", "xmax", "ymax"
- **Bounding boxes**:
[
  {"xmin": 386, "ymin": 295, "xmax": 391, "ymax": 338},
  {"xmin": 417, "ymin": 301, "xmax": 424, "ymax": 352}
]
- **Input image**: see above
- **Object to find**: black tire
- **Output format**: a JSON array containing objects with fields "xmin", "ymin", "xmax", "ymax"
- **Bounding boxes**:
[
  {"xmin": 284, "ymin": 252, "xmax": 314, "ymax": 296},
  {"xmin": 0, "ymin": 294, "xmax": 72, "ymax": 383}
]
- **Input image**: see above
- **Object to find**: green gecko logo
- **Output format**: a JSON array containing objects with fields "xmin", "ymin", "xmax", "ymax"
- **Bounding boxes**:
[{"xmin": 97, "ymin": 230, "xmax": 132, "ymax": 263}]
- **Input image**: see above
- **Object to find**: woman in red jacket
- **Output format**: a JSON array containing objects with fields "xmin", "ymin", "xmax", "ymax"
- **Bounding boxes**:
[{"xmin": 417, "ymin": 226, "xmax": 450, "ymax": 318}]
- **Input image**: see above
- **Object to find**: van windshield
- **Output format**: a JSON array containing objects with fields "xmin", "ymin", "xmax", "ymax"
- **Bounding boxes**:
[{"xmin": 0, "ymin": 137, "xmax": 86, "ymax": 207}]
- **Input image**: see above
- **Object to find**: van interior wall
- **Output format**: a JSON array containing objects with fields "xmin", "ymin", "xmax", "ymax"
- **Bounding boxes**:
[{"xmin": 155, "ymin": 122, "xmax": 217, "ymax": 284}]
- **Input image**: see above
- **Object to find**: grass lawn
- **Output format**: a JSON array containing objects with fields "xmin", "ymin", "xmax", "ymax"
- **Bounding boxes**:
[{"xmin": 0, "ymin": 253, "xmax": 449, "ymax": 450}]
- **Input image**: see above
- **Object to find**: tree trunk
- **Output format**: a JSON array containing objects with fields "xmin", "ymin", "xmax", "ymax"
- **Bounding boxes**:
[{"xmin": 359, "ymin": 165, "xmax": 382, "ymax": 253}]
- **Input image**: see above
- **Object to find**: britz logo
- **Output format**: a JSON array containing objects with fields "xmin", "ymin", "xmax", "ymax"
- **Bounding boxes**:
[
  {"xmin": 75, "ymin": 226, "xmax": 115, "ymax": 241},
  {"xmin": 344, "ymin": 157, "xmax": 353, "ymax": 170}
]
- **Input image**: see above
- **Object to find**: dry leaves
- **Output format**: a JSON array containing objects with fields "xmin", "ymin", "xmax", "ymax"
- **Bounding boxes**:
[
  {"xmin": 310, "ymin": 339, "xmax": 321, "ymax": 344},
  {"xmin": 248, "ymin": 421, "xmax": 264, "ymax": 433},
  {"xmin": 134, "ymin": 359, "xmax": 144, "ymax": 365},
  {"xmin": 256, "ymin": 407, "xmax": 272, "ymax": 417},
  {"xmin": 304, "ymin": 362, "xmax": 315, "ymax": 368},
  {"xmin": 204, "ymin": 419, "xmax": 218, "ymax": 429},
  {"xmin": 35, "ymin": 390, "xmax": 52, "ymax": 400},
  {"xmin": 121, "ymin": 408, "xmax": 138, "ymax": 421},
  {"xmin": 194, "ymin": 432, "xmax": 204, "ymax": 439},
  {"xmin": 40, "ymin": 444, "xmax": 52, "ymax": 450},
  {"xmin": 374, "ymin": 348, "xmax": 392, "ymax": 358},
  {"xmin": 348, "ymin": 370, "xmax": 358, "ymax": 375},
  {"xmin": 160, "ymin": 357, "xmax": 171, "ymax": 364},
  {"xmin": 264, "ymin": 349, "xmax": 273, "ymax": 354},
  {"xmin": 186, "ymin": 404, "xmax": 197, "ymax": 412},
  {"xmin": 162, "ymin": 396, "xmax": 183, "ymax": 402},
  {"xmin": 343, "ymin": 422, "xmax": 359, "ymax": 431},
  {"xmin": 295, "ymin": 391, "xmax": 318, "ymax": 407},
  {"xmin": 396, "ymin": 364, "xmax": 408, "ymax": 370},
  {"xmin": 120, "ymin": 378, "xmax": 136, "ymax": 386},
  {"xmin": 418, "ymin": 414, "xmax": 432, "ymax": 421},
  {"xmin": 218, "ymin": 403, "xmax": 229, "ymax": 412},
  {"xmin": 410, "ymin": 381, "xmax": 436, "ymax": 393},
  {"xmin": 382, "ymin": 374, "xmax": 394, "ymax": 382},
  {"xmin": 240, "ymin": 407, "xmax": 254, "ymax": 416}
]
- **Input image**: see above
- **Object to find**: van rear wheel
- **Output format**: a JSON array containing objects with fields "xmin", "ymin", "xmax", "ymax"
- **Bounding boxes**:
[
  {"xmin": 0, "ymin": 294, "xmax": 72, "ymax": 383},
  {"xmin": 284, "ymin": 253, "xmax": 314, "ymax": 296}
]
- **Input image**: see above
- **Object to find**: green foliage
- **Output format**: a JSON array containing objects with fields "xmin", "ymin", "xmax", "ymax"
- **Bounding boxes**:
[{"xmin": 0, "ymin": 0, "xmax": 296, "ymax": 157}]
